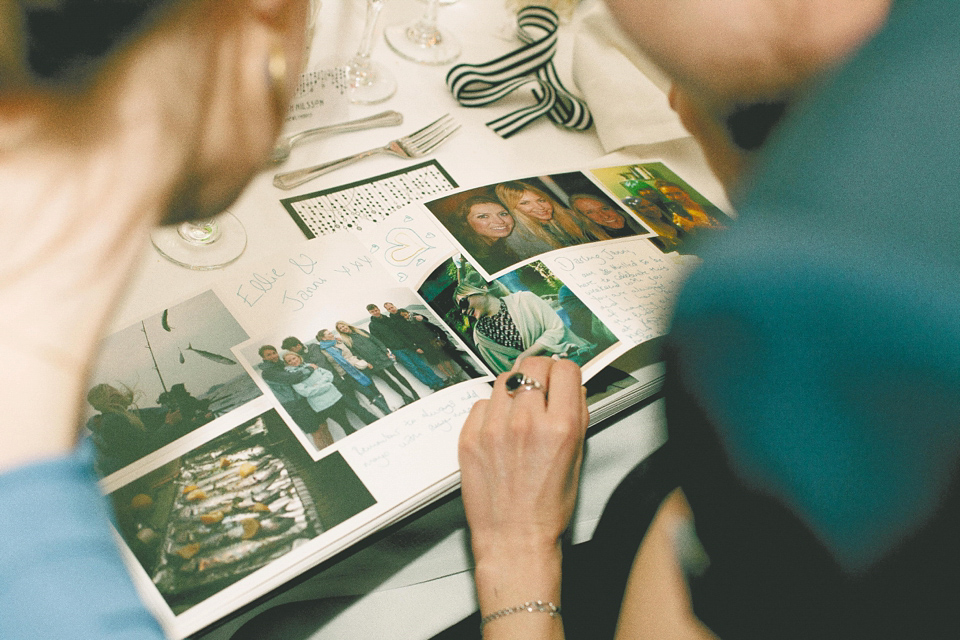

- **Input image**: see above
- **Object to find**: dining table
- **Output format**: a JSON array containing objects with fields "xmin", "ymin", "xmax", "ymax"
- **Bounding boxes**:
[{"xmin": 108, "ymin": 0, "xmax": 731, "ymax": 638}]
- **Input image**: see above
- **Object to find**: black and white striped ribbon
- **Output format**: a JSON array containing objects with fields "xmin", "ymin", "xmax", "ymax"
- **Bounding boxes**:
[{"xmin": 446, "ymin": 6, "xmax": 592, "ymax": 138}]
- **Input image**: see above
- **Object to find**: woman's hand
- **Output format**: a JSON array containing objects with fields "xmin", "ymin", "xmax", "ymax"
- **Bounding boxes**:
[{"xmin": 459, "ymin": 357, "xmax": 588, "ymax": 638}]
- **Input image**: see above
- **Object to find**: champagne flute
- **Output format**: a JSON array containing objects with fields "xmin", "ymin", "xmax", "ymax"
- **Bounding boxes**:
[
  {"xmin": 384, "ymin": 0, "xmax": 460, "ymax": 65},
  {"xmin": 346, "ymin": 0, "xmax": 397, "ymax": 104}
]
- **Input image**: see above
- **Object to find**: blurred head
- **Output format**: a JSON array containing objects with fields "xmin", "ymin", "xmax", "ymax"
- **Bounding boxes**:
[
  {"xmin": 282, "ymin": 351, "xmax": 303, "ymax": 366},
  {"xmin": 367, "ymin": 304, "xmax": 381, "ymax": 317},
  {"xmin": 317, "ymin": 329, "xmax": 335, "ymax": 341},
  {"xmin": 2, "ymin": 0, "xmax": 312, "ymax": 224},
  {"xmin": 570, "ymin": 194, "xmax": 626, "ymax": 230},
  {"xmin": 384, "ymin": 302, "xmax": 398, "ymax": 314},
  {"xmin": 335, "ymin": 321, "xmax": 353, "ymax": 334}
]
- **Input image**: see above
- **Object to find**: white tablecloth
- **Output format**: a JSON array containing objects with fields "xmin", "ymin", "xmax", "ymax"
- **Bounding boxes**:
[{"xmin": 108, "ymin": 1, "xmax": 728, "ymax": 638}]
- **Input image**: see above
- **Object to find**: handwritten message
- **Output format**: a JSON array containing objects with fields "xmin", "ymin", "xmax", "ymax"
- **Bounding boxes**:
[
  {"xmin": 215, "ymin": 236, "xmax": 396, "ymax": 337},
  {"xmin": 547, "ymin": 240, "xmax": 696, "ymax": 345},
  {"xmin": 337, "ymin": 385, "xmax": 490, "ymax": 500},
  {"xmin": 350, "ymin": 389, "xmax": 478, "ymax": 471}
]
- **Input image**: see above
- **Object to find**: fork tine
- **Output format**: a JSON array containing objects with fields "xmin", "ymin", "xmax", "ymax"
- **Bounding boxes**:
[
  {"xmin": 404, "ymin": 113, "xmax": 454, "ymax": 145},
  {"xmin": 411, "ymin": 123, "xmax": 461, "ymax": 156}
]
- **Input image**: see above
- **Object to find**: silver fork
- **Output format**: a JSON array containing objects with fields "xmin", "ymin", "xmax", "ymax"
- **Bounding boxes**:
[
  {"xmin": 271, "ymin": 110, "xmax": 403, "ymax": 164},
  {"xmin": 273, "ymin": 114, "xmax": 460, "ymax": 190}
]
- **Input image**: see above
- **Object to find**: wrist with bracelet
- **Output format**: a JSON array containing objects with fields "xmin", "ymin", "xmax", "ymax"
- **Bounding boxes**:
[{"xmin": 479, "ymin": 600, "xmax": 561, "ymax": 632}]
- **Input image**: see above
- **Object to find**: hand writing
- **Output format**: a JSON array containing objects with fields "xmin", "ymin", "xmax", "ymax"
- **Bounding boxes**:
[{"xmin": 459, "ymin": 358, "xmax": 587, "ymax": 636}]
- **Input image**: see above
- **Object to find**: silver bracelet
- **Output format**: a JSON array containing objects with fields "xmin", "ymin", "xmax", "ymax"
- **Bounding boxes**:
[{"xmin": 479, "ymin": 600, "xmax": 561, "ymax": 631}]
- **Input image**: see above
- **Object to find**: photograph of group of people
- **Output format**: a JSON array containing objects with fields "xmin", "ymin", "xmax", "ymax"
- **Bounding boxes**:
[
  {"xmin": 419, "ymin": 258, "xmax": 619, "ymax": 376},
  {"xmin": 83, "ymin": 290, "xmax": 263, "ymax": 478},
  {"xmin": 426, "ymin": 164, "xmax": 730, "ymax": 276},
  {"xmin": 239, "ymin": 292, "xmax": 487, "ymax": 453}
]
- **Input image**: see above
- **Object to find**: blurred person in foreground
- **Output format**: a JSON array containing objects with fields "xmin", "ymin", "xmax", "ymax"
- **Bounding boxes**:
[
  {"xmin": 0, "ymin": 0, "xmax": 308, "ymax": 636},
  {"xmin": 456, "ymin": 0, "xmax": 960, "ymax": 639}
]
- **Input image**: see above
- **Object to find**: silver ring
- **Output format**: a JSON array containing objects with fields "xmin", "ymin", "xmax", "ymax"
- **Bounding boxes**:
[{"xmin": 505, "ymin": 372, "xmax": 545, "ymax": 397}]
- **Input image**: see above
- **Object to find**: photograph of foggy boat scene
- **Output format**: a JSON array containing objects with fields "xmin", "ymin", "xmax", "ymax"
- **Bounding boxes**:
[{"xmin": 84, "ymin": 290, "xmax": 263, "ymax": 477}]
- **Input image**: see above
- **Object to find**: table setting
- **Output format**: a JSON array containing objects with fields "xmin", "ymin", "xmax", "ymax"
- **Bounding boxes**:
[{"xmin": 105, "ymin": 1, "xmax": 732, "ymax": 637}]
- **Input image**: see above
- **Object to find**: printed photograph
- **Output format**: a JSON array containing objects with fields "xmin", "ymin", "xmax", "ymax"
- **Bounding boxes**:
[
  {"xmin": 419, "ymin": 257, "xmax": 619, "ymax": 375},
  {"xmin": 84, "ymin": 290, "xmax": 262, "ymax": 477},
  {"xmin": 588, "ymin": 162, "xmax": 731, "ymax": 254},
  {"xmin": 424, "ymin": 172, "xmax": 651, "ymax": 277},
  {"xmin": 109, "ymin": 410, "xmax": 376, "ymax": 614},
  {"xmin": 236, "ymin": 288, "xmax": 487, "ymax": 453}
]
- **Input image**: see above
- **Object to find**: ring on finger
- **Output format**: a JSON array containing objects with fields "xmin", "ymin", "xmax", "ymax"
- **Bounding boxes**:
[{"xmin": 505, "ymin": 372, "xmax": 545, "ymax": 397}]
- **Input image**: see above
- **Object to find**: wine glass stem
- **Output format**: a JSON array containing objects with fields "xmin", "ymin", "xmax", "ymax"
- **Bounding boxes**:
[
  {"xmin": 178, "ymin": 219, "xmax": 221, "ymax": 245},
  {"xmin": 410, "ymin": 0, "xmax": 441, "ymax": 44},
  {"xmin": 354, "ymin": 0, "xmax": 385, "ymax": 64}
]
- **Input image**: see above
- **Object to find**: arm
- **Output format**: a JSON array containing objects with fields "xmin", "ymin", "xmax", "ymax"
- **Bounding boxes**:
[
  {"xmin": 614, "ymin": 490, "xmax": 718, "ymax": 640},
  {"xmin": 459, "ymin": 358, "xmax": 588, "ymax": 639},
  {"xmin": 262, "ymin": 365, "xmax": 313, "ymax": 385}
]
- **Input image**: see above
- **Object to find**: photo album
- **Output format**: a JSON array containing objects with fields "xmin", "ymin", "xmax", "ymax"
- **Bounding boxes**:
[{"xmin": 87, "ymin": 161, "xmax": 730, "ymax": 638}]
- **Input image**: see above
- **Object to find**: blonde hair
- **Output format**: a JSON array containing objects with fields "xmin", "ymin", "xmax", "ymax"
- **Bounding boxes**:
[
  {"xmin": 495, "ymin": 181, "xmax": 610, "ymax": 247},
  {"xmin": 86, "ymin": 383, "xmax": 146, "ymax": 431},
  {"xmin": 334, "ymin": 321, "xmax": 370, "ymax": 348}
]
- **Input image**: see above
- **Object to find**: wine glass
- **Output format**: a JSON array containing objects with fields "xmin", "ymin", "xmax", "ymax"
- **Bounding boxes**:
[
  {"xmin": 345, "ymin": 0, "xmax": 397, "ymax": 104},
  {"xmin": 384, "ymin": 0, "xmax": 460, "ymax": 65},
  {"xmin": 151, "ymin": 213, "xmax": 248, "ymax": 270}
]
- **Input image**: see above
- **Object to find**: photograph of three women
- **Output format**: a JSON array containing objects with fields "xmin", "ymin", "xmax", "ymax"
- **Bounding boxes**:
[{"xmin": 427, "ymin": 163, "xmax": 729, "ymax": 277}]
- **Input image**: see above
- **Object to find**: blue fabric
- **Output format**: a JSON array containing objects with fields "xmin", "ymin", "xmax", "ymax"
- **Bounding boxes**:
[
  {"xmin": 393, "ymin": 349, "xmax": 443, "ymax": 388},
  {"xmin": 0, "ymin": 442, "xmax": 164, "ymax": 639},
  {"xmin": 667, "ymin": 0, "xmax": 960, "ymax": 603},
  {"xmin": 316, "ymin": 340, "xmax": 373, "ymax": 387}
]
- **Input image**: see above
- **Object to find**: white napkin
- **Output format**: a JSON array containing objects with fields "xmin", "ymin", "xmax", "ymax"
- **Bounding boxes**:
[{"xmin": 573, "ymin": 0, "xmax": 689, "ymax": 153}]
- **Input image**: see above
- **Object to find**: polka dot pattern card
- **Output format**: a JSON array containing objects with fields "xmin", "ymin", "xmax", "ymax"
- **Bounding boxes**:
[{"xmin": 280, "ymin": 160, "xmax": 458, "ymax": 239}]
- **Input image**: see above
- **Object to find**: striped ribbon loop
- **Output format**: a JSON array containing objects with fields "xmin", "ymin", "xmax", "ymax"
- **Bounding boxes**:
[{"xmin": 446, "ymin": 6, "xmax": 592, "ymax": 138}]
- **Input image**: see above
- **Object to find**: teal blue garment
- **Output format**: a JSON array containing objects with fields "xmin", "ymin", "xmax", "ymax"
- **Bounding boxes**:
[
  {"xmin": 666, "ymin": 0, "xmax": 960, "ymax": 610},
  {"xmin": 0, "ymin": 441, "xmax": 164, "ymax": 639}
]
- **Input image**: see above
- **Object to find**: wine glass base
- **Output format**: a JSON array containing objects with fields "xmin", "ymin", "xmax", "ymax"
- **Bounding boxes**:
[
  {"xmin": 347, "ymin": 61, "xmax": 397, "ymax": 105},
  {"xmin": 151, "ymin": 212, "xmax": 247, "ymax": 271},
  {"xmin": 384, "ymin": 24, "xmax": 461, "ymax": 65}
]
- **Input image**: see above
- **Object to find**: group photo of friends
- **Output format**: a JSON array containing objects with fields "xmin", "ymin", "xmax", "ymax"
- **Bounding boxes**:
[
  {"xmin": 419, "ymin": 257, "xmax": 619, "ymax": 376},
  {"xmin": 239, "ymin": 291, "xmax": 487, "ymax": 452}
]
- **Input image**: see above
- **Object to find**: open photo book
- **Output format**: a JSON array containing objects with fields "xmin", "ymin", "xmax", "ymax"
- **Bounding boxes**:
[{"xmin": 88, "ymin": 161, "xmax": 730, "ymax": 638}]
